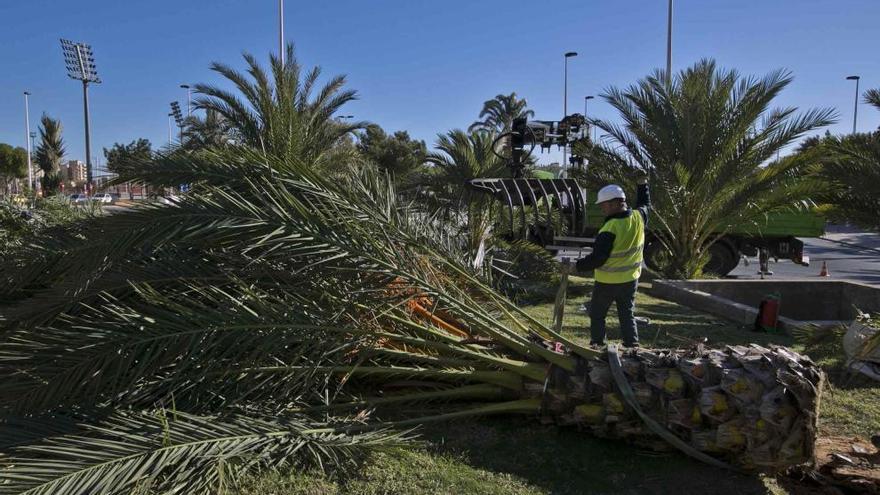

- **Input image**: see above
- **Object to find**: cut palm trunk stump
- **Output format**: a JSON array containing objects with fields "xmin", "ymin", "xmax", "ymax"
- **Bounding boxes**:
[{"xmin": 522, "ymin": 343, "xmax": 824, "ymax": 472}]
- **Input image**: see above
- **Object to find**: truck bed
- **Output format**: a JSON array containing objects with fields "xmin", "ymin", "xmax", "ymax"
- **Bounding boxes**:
[{"xmin": 583, "ymin": 205, "xmax": 825, "ymax": 238}]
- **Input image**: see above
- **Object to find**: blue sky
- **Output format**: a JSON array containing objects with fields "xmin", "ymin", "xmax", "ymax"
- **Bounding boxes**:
[{"xmin": 1, "ymin": 0, "xmax": 878, "ymax": 167}]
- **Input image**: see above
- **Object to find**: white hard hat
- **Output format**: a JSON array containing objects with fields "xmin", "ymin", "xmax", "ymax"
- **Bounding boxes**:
[{"xmin": 596, "ymin": 184, "xmax": 626, "ymax": 204}]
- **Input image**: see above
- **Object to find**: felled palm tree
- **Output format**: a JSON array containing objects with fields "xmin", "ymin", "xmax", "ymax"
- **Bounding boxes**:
[
  {"xmin": 0, "ymin": 54, "xmax": 825, "ymax": 491},
  {"xmin": 193, "ymin": 43, "xmax": 365, "ymax": 167},
  {"xmin": 35, "ymin": 115, "xmax": 66, "ymax": 195},
  {"xmin": 469, "ymin": 92, "xmax": 534, "ymax": 133},
  {"xmin": 574, "ymin": 59, "xmax": 835, "ymax": 278}
]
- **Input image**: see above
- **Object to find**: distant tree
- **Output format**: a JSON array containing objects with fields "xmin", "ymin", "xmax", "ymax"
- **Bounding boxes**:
[
  {"xmin": 427, "ymin": 130, "xmax": 508, "ymax": 260},
  {"xmin": 34, "ymin": 115, "xmax": 66, "ymax": 196},
  {"xmin": 357, "ymin": 125, "xmax": 427, "ymax": 180},
  {"xmin": 0, "ymin": 144, "xmax": 28, "ymax": 195},
  {"xmin": 104, "ymin": 139, "xmax": 153, "ymax": 175},
  {"xmin": 468, "ymin": 93, "xmax": 534, "ymax": 133}
]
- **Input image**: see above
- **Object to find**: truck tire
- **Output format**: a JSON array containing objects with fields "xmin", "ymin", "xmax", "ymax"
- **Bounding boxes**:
[
  {"xmin": 644, "ymin": 240, "xmax": 740, "ymax": 277},
  {"xmin": 643, "ymin": 240, "xmax": 670, "ymax": 274},
  {"xmin": 703, "ymin": 241, "xmax": 740, "ymax": 277}
]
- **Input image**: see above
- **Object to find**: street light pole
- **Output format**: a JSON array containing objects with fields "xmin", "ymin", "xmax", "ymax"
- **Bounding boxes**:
[
  {"xmin": 846, "ymin": 75, "xmax": 860, "ymax": 134},
  {"xmin": 180, "ymin": 84, "xmax": 192, "ymax": 117},
  {"xmin": 168, "ymin": 113, "xmax": 174, "ymax": 145},
  {"xmin": 24, "ymin": 91, "xmax": 33, "ymax": 192},
  {"xmin": 666, "ymin": 0, "xmax": 673, "ymax": 84},
  {"xmin": 584, "ymin": 95, "xmax": 594, "ymax": 141},
  {"xmin": 279, "ymin": 0, "xmax": 285, "ymax": 64},
  {"xmin": 563, "ymin": 51, "xmax": 578, "ymax": 169}
]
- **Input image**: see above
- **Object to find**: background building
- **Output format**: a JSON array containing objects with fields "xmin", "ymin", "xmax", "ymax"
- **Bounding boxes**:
[{"xmin": 66, "ymin": 160, "xmax": 86, "ymax": 183}]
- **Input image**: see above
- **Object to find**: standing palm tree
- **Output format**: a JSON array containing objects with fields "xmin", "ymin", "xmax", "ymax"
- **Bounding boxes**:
[
  {"xmin": 811, "ymin": 87, "xmax": 880, "ymax": 230},
  {"xmin": 469, "ymin": 93, "xmax": 534, "ymax": 133},
  {"xmin": 181, "ymin": 109, "xmax": 237, "ymax": 150},
  {"xmin": 427, "ymin": 130, "xmax": 508, "ymax": 262},
  {"xmin": 864, "ymin": 88, "xmax": 880, "ymax": 112},
  {"xmin": 193, "ymin": 43, "xmax": 365, "ymax": 167},
  {"xmin": 35, "ymin": 115, "xmax": 66, "ymax": 196},
  {"xmin": 575, "ymin": 60, "xmax": 836, "ymax": 278}
]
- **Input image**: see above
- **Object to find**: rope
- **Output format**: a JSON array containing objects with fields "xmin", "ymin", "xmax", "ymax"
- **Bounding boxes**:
[{"xmin": 606, "ymin": 344, "xmax": 742, "ymax": 473}]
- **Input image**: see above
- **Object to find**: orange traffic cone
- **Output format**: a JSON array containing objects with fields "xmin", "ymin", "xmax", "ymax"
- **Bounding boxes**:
[{"xmin": 818, "ymin": 261, "xmax": 830, "ymax": 277}]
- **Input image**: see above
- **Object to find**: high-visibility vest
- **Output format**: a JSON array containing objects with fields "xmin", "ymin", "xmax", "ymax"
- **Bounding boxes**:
[{"xmin": 595, "ymin": 211, "xmax": 645, "ymax": 284}]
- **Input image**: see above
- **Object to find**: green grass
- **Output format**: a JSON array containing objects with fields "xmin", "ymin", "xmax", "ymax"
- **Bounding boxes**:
[{"xmin": 234, "ymin": 276, "xmax": 876, "ymax": 495}]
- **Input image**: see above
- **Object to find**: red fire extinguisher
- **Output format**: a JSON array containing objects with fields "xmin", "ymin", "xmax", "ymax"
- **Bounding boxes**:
[{"xmin": 754, "ymin": 293, "xmax": 781, "ymax": 333}]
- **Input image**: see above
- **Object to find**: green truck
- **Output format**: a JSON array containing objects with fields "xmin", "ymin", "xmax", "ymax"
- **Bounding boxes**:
[
  {"xmin": 470, "ymin": 176, "xmax": 825, "ymax": 277},
  {"xmin": 583, "ymin": 203, "xmax": 824, "ymax": 276}
]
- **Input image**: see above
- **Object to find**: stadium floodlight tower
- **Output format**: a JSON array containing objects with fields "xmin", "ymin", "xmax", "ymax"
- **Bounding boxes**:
[
  {"xmin": 60, "ymin": 39, "xmax": 101, "ymax": 193},
  {"xmin": 170, "ymin": 102, "xmax": 184, "ymax": 144}
]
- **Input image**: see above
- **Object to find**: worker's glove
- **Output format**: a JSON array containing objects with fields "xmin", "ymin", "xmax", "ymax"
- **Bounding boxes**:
[{"xmin": 574, "ymin": 257, "xmax": 592, "ymax": 274}]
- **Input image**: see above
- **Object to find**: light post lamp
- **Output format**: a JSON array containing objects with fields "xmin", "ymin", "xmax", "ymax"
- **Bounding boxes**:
[
  {"xmin": 180, "ymin": 84, "xmax": 192, "ymax": 117},
  {"xmin": 60, "ymin": 39, "xmax": 101, "ymax": 195},
  {"xmin": 584, "ymin": 95, "xmax": 595, "ymax": 141},
  {"xmin": 666, "ymin": 0, "xmax": 673, "ymax": 84},
  {"xmin": 846, "ymin": 75, "xmax": 860, "ymax": 134},
  {"xmin": 167, "ymin": 113, "xmax": 174, "ymax": 145},
  {"xmin": 563, "ymin": 51, "xmax": 578, "ymax": 169},
  {"xmin": 23, "ymin": 91, "xmax": 33, "ymax": 192}
]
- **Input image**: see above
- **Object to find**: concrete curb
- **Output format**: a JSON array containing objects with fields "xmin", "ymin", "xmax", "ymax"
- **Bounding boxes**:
[{"xmin": 648, "ymin": 280, "xmax": 864, "ymax": 334}]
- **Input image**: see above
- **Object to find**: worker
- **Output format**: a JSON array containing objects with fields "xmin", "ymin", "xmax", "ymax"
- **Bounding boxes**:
[{"xmin": 576, "ymin": 176, "xmax": 650, "ymax": 348}]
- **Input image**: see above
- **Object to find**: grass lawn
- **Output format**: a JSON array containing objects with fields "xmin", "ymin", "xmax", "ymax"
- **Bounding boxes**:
[{"xmin": 234, "ymin": 277, "xmax": 879, "ymax": 495}]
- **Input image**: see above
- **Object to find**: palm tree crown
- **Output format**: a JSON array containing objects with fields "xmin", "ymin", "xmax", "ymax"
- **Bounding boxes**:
[
  {"xmin": 469, "ymin": 93, "xmax": 534, "ymax": 133},
  {"xmin": 35, "ymin": 114, "xmax": 66, "ymax": 194},
  {"xmin": 193, "ymin": 43, "xmax": 365, "ymax": 167}
]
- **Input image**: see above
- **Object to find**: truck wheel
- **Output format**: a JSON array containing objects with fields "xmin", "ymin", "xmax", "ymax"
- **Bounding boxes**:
[
  {"xmin": 643, "ymin": 240, "xmax": 670, "ymax": 274},
  {"xmin": 704, "ymin": 242, "xmax": 739, "ymax": 277}
]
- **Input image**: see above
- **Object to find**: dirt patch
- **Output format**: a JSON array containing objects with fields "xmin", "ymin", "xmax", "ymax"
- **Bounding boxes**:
[{"xmin": 779, "ymin": 435, "xmax": 880, "ymax": 494}]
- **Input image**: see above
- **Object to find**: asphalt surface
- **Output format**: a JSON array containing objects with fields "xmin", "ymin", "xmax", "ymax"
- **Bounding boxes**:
[{"xmin": 728, "ymin": 225, "xmax": 880, "ymax": 286}]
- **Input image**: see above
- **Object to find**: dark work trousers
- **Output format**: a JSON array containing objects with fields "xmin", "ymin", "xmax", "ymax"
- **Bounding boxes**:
[{"xmin": 589, "ymin": 280, "xmax": 639, "ymax": 346}]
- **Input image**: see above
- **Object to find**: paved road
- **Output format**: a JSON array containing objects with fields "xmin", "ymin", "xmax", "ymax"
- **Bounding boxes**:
[{"xmin": 728, "ymin": 225, "xmax": 880, "ymax": 286}]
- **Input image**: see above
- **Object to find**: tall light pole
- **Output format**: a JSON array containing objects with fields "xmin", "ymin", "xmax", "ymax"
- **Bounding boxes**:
[
  {"xmin": 180, "ymin": 84, "xmax": 192, "ymax": 117},
  {"xmin": 846, "ymin": 75, "xmax": 860, "ymax": 134},
  {"xmin": 563, "ymin": 51, "xmax": 578, "ymax": 169},
  {"xmin": 23, "ymin": 91, "xmax": 33, "ymax": 192},
  {"xmin": 666, "ymin": 0, "xmax": 673, "ymax": 84},
  {"xmin": 279, "ymin": 0, "xmax": 285, "ymax": 64},
  {"xmin": 170, "ymin": 102, "xmax": 184, "ymax": 144},
  {"xmin": 61, "ymin": 39, "xmax": 101, "ymax": 194},
  {"xmin": 584, "ymin": 95, "xmax": 595, "ymax": 141},
  {"xmin": 167, "ymin": 113, "xmax": 174, "ymax": 145}
]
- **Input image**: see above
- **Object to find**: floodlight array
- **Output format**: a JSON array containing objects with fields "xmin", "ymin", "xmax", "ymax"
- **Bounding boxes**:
[
  {"xmin": 170, "ymin": 102, "xmax": 184, "ymax": 126},
  {"xmin": 60, "ymin": 39, "xmax": 101, "ymax": 83}
]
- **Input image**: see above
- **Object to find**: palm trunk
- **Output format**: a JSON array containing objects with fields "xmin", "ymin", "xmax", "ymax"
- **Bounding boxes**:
[{"xmin": 530, "ymin": 344, "xmax": 823, "ymax": 471}]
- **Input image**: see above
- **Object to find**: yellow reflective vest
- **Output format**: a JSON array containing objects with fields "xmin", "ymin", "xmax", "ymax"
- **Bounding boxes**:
[{"xmin": 595, "ymin": 211, "xmax": 645, "ymax": 284}]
